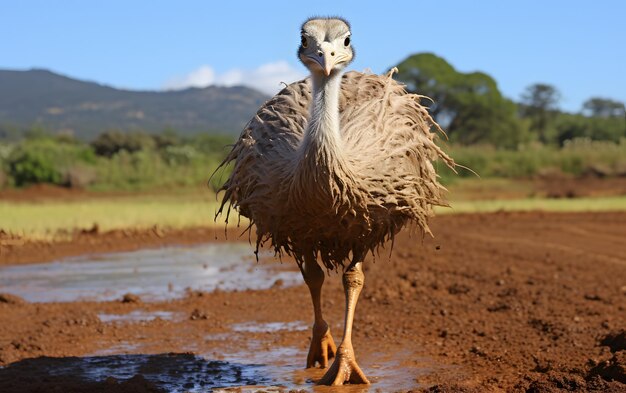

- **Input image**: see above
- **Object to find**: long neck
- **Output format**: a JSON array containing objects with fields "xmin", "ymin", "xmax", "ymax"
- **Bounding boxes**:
[{"xmin": 300, "ymin": 72, "xmax": 343, "ymax": 160}]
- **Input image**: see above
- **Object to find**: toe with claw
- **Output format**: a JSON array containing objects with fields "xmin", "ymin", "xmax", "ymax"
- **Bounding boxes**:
[
  {"xmin": 317, "ymin": 343, "xmax": 369, "ymax": 385},
  {"xmin": 307, "ymin": 322, "xmax": 337, "ymax": 368}
]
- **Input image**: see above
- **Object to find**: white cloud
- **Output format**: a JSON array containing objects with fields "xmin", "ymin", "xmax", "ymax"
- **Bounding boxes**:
[
  {"xmin": 163, "ymin": 61, "xmax": 306, "ymax": 95},
  {"xmin": 164, "ymin": 65, "xmax": 216, "ymax": 90}
]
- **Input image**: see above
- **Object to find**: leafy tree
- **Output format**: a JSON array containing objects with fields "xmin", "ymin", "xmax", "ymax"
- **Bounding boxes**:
[
  {"xmin": 394, "ymin": 53, "xmax": 456, "ymax": 123},
  {"xmin": 91, "ymin": 130, "xmax": 155, "ymax": 157},
  {"xmin": 152, "ymin": 128, "xmax": 180, "ymax": 151},
  {"xmin": 395, "ymin": 53, "xmax": 527, "ymax": 148},
  {"xmin": 555, "ymin": 111, "xmax": 626, "ymax": 146},
  {"xmin": 519, "ymin": 83, "xmax": 561, "ymax": 143},
  {"xmin": 555, "ymin": 114, "xmax": 588, "ymax": 146},
  {"xmin": 582, "ymin": 97, "xmax": 625, "ymax": 118},
  {"xmin": 582, "ymin": 97, "xmax": 626, "ymax": 142}
]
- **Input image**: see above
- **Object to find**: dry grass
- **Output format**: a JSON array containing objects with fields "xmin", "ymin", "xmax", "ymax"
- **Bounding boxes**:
[
  {"xmin": 2, "ymin": 189, "xmax": 625, "ymax": 240},
  {"xmin": 0, "ymin": 193, "xmax": 230, "ymax": 240},
  {"xmin": 436, "ymin": 196, "xmax": 626, "ymax": 214}
]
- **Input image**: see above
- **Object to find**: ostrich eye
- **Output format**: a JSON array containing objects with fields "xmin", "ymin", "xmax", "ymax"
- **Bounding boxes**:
[
  {"xmin": 344, "ymin": 36, "xmax": 351, "ymax": 46},
  {"xmin": 301, "ymin": 36, "xmax": 308, "ymax": 48}
]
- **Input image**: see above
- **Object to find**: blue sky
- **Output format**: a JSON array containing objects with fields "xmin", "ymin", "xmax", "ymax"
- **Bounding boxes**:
[{"xmin": 1, "ymin": 1, "xmax": 624, "ymax": 112}]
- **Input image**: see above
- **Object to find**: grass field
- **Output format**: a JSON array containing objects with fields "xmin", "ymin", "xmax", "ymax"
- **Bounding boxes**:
[
  {"xmin": 0, "ymin": 193, "xmax": 227, "ymax": 239},
  {"xmin": 436, "ymin": 196, "xmax": 626, "ymax": 214},
  {"xmin": 2, "ymin": 189, "xmax": 626, "ymax": 239}
]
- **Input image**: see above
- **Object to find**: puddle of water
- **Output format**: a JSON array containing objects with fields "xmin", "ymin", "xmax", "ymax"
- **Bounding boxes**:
[
  {"xmin": 0, "ymin": 243, "xmax": 301, "ymax": 303},
  {"xmin": 0, "ymin": 353, "xmax": 272, "ymax": 393},
  {"xmin": 12, "ymin": 337, "xmax": 432, "ymax": 392},
  {"xmin": 98, "ymin": 310, "xmax": 184, "ymax": 324},
  {"xmin": 198, "ymin": 335, "xmax": 429, "ymax": 391},
  {"xmin": 232, "ymin": 321, "xmax": 308, "ymax": 333}
]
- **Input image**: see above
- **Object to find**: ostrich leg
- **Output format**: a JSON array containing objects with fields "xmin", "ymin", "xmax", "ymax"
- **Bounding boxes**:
[
  {"xmin": 318, "ymin": 258, "xmax": 369, "ymax": 385},
  {"xmin": 300, "ymin": 254, "xmax": 337, "ymax": 368}
]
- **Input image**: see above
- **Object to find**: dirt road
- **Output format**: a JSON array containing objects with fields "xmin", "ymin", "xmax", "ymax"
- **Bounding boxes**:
[{"xmin": 1, "ymin": 212, "xmax": 625, "ymax": 392}]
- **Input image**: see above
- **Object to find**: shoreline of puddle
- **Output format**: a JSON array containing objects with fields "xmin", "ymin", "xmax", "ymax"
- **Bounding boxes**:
[{"xmin": 0, "ymin": 242, "xmax": 302, "ymax": 303}]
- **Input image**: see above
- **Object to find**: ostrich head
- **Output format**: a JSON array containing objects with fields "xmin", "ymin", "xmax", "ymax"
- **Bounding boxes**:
[{"xmin": 298, "ymin": 18, "xmax": 354, "ymax": 77}]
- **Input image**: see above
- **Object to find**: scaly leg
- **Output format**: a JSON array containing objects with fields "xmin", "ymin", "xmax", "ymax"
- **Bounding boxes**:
[
  {"xmin": 317, "ymin": 258, "xmax": 369, "ymax": 385},
  {"xmin": 300, "ymin": 254, "xmax": 337, "ymax": 368}
]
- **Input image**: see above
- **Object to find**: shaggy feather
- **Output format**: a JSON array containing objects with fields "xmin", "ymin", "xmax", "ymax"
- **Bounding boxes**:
[{"xmin": 215, "ymin": 69, "xmax": 455, "ymax": 270}]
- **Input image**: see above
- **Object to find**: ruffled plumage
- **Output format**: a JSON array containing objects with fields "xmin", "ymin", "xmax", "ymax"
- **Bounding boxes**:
[{"xmin": 214, "ymin": 70, "xmax": 455, "ymax": 270}]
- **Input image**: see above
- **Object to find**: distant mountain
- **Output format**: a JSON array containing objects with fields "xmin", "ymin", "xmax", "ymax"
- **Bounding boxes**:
[{"xmin": 0, "ymin": 68, "xmax": 270, "ymax": 139}]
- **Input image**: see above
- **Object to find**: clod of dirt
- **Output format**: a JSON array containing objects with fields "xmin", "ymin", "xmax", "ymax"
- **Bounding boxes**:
[
  {"xmin": 0, "ymin": 293, "xmax": 26, "ymax": 305},
  {"xmin": 189, "ymin": 309, "xmax": 209, "ymax": 320},
  {"xmin": 584, "ymin": 293, "xmax": 603, "ymax": 301},
  {"xmin": 469, "ymin": 346, "xmax": 487, "ymax": 357},
  {"xmin": 120, "ymin": 293, "xmax": 141, "ymax": 304},
  {"xmin": 589, "ymin": 351, "xmax": 626, "ymax": 384},
  {"xmin": 521, "ymin": 371, "xmax": 588, "ymax": 392},
  {"xmin": 80, "ymin": 223, "xmax": 99, "ymax": 235},
  {"xmin": 601, "ymin": 331, "xmax": 626, "ymax": 353},
  {"xmin": 447, "ymin": 283, "xmax": 470, "ymax": 295},
  {"xmin": 152, "ymin": 225, "xmax": 164, "ymax": 238},
  {"xmin": 271, "ymin": 278, "xmax": 285, "ymax": 288},
  {"xmin": 487, "ymin": 302, "xmax": 511, "ymax": 312},
  {"xmin": 185, "ymin": 289, "xmax": 208, "ymax": 298}
]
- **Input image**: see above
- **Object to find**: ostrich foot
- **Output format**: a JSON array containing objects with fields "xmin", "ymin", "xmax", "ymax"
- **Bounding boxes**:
[
  {"xmin": 316, "ymin": 343, "xmax": 369, "ymax": 385},
  {"xmin": 306, "ymin": 322, "xmax": 337, "ymax": 368}
]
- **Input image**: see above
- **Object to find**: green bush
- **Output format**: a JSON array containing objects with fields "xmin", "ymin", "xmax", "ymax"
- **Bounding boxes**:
[
  {"xmin": 89, "ymin": 143, "xmax": 227, "ymax": 191},
  {"xmin": 438, "ymin": 138, "xmax": 626, "ymax": 183},
  {"xmin": 161, "ymin": 145, "xmax": 200, "ymax": 166},
  {"xmin": 7, "ymin": 129, "xmax": 623, "ymax": 192},
  {"xmin": 9, "ymin": 147, "xmax": 62, "ymax": 186},
  {"xmin": 189, "ymin": 134, "xmax": 234, "ymax": 155},
  {"xmin": 6, "ymin": 138, "xmax": 97, "ymax": 186}
]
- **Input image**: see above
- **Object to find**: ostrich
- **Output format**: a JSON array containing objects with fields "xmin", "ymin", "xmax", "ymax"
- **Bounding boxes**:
[{"xmin": 215, "ymin": 17, "xmax": 454, "ymax": 385}]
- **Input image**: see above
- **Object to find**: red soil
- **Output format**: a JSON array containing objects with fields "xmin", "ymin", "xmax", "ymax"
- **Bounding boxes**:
[{"xmin": 1, "ymin": 212, "xmax": 625, "ymax": 392}]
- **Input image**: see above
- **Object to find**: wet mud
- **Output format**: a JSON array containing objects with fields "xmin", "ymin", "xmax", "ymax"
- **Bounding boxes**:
[{"xmin": 1, "ymin": 212, "xmax": 626, "ymax": 392}]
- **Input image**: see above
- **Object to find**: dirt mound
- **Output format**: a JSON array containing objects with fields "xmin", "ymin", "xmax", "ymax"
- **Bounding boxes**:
[{"xmin": 0, "ymin": 293, "xmax": 25, "ymax": 305}]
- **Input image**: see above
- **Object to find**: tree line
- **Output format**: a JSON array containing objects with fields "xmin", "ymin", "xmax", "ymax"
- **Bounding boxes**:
[{"xmin": 395, "ymin": 53, "xmax": 626, "ymax": 149}]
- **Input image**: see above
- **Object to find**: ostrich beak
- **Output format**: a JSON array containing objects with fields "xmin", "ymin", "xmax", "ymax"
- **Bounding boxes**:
[
  {"xmin": 322, "ymin": 53, "xmax": 336, "ymax": 76},
  {"xmin": 309, "ymin": 47, "xmax": 339, "ymax": 76}
]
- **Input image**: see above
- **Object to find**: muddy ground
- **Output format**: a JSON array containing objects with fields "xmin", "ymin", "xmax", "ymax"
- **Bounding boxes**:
[{"xmin": 1, "ymin": 212, "xmax": 626, "ymax": 392}]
